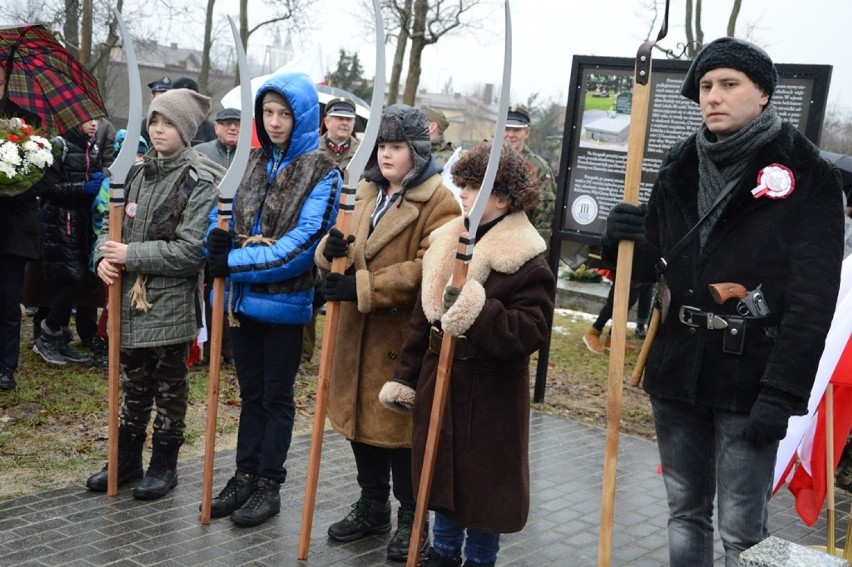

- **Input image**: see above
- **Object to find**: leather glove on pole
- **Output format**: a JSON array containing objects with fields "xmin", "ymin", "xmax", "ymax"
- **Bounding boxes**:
[
  {"xmin": 208, "ymin": 253, "xmax": 230, "ymax": 278},
  {"xmin": 742, "ymin": 387, "xmax": 799, "ymax": 446},
  {"xmin": 603, "ymin": 203, "xmax": 647, "ymax": 245},
  {"xmin": 84, "ymin": 172, "xmax": 106, "ymax": 195},
  {"xmin": 443, "ymin": 286, "xmax": 461, "ymax": 313},
  {"xmin": 322, "ymin": 228, "xmax": 355, "ymax": 261},
  {"xmin": 207, "ymin": 228, "xmax": 234, "ymax": 255},
  {"xmin": 323, "ymin": 272, "xmax": 357, "ymax": 302}
]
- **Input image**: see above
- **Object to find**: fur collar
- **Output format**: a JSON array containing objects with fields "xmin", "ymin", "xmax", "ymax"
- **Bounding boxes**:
[{"xmin": 420, "ymin": 212, "xmax": 545, "ymax": 323}]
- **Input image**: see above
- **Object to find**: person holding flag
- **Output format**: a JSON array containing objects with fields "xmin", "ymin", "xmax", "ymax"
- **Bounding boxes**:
[{"xmin": 601, "ymin": 37, "xmax": 845, "ymax": 566}]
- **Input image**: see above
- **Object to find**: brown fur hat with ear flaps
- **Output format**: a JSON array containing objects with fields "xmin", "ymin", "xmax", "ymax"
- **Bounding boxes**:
[{"xmin": 451, "ymin": 141, "xmax": 540, "ymax": 213}]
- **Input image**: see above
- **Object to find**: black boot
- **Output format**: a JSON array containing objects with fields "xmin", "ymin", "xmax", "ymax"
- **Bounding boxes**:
[
  {"xmin": 327, "ymin": 496, "xmax": 392, "ymax": 541},
  {"xmin": 86, "ymin": 428, "xmax": 145, "ymax": 491},
  {"xmin": 419, "ymin": 547, "xmax": 462, "ymax": 567},
  {"xmin": 230, "ymin": 477, "xmax": 281, "ymax": 527},
  {"xmin": 210, "ymin": 472, "xmax": 257, "ymax": 518},
  {"xmin": 387, "ymin": 505, "xmax": 429, "ymax": 562},
  {"xmin": 33, "ymin": 322, "xmax": 68, "ymax": 366},
  {"xmin": 133, "ymin": 434, "xmax": 183, "ymax": 500}
]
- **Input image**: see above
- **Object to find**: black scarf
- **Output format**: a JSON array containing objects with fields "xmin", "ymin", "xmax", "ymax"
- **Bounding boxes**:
[{"xmin": 695, "ymin": 103, "xmax": 782, "ymax": 245}]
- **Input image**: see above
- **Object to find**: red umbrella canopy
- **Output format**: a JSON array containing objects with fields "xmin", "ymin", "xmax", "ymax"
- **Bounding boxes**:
[{"xmin": 0, "ymin": 24, "xmax": 107, "ymax": 135}]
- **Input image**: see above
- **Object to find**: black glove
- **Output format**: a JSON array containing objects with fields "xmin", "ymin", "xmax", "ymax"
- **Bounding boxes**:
[
  {"xmin": 208, "ymin": 253, "xmax": 230, "ymax": 278},
  {"xmin": 742, "ymin": 387, "xmax": 799, "ymax": 446},
  {"xmin": 323, "ymin": 272, "xmax": 357, "ymax": 302},
  {"xmin": 322, "ymin": 228, "xmax": 355, "ymax": 261},
  {"xmin": 207, "ymin": 228, "xmax": 234, "ymax": 256},
  {"xmin": 603, "ymin": 203, "xmax": 647, "ymax": 245},
  {"xmin": 443, "ymin": 286, "xmax": 461, "ymax": 313}
]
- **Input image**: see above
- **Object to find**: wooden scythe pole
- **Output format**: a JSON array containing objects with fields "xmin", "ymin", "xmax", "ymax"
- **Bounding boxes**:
[
  {"xmin": 598, "ymin": 2, "xmax": 669, "ymax": 564},
  {"xmin": 405, "ymin": 4, "xmax": 512, "ymax": 565},
  {"xmin": 105, "ymin": 11, "xmax": 142, "ymax": 497},
  {"xmin": 297, "ymin": 0, "xmax": 386, "ymax": 557},
  {"xmin": 199, "ymin": 17, "xmax": 252, "ymax": 525}
]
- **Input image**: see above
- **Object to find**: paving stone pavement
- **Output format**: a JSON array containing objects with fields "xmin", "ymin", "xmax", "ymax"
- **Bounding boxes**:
[{"xmin": 0, "ymin": 411, "xmax": 847, "ymax": 566}]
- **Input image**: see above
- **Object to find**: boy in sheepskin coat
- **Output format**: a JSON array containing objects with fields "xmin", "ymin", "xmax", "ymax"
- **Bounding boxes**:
[{"xmin": 380, "ymin": 142, "xmax": 555, "ymax": 567}]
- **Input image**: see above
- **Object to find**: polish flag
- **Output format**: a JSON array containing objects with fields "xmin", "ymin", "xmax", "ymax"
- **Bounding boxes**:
[{"xmin": 773, "ymin": 255, "xmax": 852, "ymax": 526}]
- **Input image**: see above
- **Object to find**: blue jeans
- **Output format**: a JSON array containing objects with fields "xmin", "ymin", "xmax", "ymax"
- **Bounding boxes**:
[
  {"xmin": 433, "ymin": 512, "xmax": 500, "ymax": 565},
  {"xmin": 231, "ymin": 316, "xmax": 302, "ymax": 483},
  {"xmin": 651, "ymin": 396, "xmax": 777, "ymax": 567}
]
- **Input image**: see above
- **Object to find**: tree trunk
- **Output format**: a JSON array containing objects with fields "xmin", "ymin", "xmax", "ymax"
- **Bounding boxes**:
[
  {"xmin": 695, "ymin": 0, "xmax": 704, "ymax": 48},
  {"xmin": 199, "ymin": 0, "xmax": 215, "ymax": 94},
  {"xmin": 388, "ymin": 0, "xmax": 413, "ymax": 108},
  {"xmin": 64, "ymin": 0, "xmax": 80, "ymax": 61},
  {"xmin": 402, "ymin": 0, "xmax": 428, "ymax": 105},
  {"xmin": 727, "ymin": 0, "xmax": 742, "ymax": 36},
  {"xmin": 238, "ymin": 0, "xmax": 249, "ymax": 87},
  {"xmin": 80, "ymin": 0, "xmax": 92, "ymax": 66}
]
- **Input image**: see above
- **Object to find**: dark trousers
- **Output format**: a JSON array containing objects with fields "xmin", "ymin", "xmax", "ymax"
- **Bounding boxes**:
[
  {"xmin": 0, "ymin": 255, "xmax": 26, "ymax": 370},
  {"xmin": 231, "ymin": 315, "xmax": 301, "ymax": 483},
  {"xmin": 351, "ymin": 440, "xmax": 415, "ymax": 507},
  {"xmin": 35, "ymin": 303, "xmax": 98, "ymax": 345},
  {"xmin": 593, "ymin": 280, "xmax": 641, "ymax": 332},
  {"xmin": 43, "ymin": 280, "xmax": 86, "ymax": 333},
  {"xmin": 119, "ymin": 342, "xmax": 191, "ymax": 437}
]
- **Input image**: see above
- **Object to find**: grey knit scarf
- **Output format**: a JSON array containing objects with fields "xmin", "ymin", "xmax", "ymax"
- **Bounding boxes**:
[{"xmin": 695, "ymin": 103, "xmax": 782, "ymax": 245}]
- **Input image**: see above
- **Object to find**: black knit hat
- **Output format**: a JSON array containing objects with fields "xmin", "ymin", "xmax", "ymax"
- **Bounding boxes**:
[{"xmin": 681, "ymin": 37, "xmax": 778, "ymax": 103}]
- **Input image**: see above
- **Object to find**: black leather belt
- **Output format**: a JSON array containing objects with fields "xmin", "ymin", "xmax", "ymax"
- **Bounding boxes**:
[
  {"xmin": 429, "ymin": 326, "xmax": 475, "ymax": 360},
  {"xmin": 678, "ymin": 305, "xmax": 730, "ymax": 330}
]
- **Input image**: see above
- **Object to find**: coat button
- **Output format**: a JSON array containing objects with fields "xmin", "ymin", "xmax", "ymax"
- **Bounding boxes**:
[
  {"xmin": 388, "ymin": 352, "xmax": 397, "ymax": 359},
  {"xmin": 686, "ymin": 289, "xmax": 695, "ymax": 296},
  {"xmin": 688, "ymin": 328, "xmax": 697, "ymax": 336}
]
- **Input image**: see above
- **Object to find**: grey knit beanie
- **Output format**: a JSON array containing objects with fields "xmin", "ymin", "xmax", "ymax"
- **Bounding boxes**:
[
  {"xmin": 148, "ymin": 88, "xmax": 211, "ymax": 146},
  {"xmin": 681, "ymin": 37, "xmax": 778, "ymax": 103}
]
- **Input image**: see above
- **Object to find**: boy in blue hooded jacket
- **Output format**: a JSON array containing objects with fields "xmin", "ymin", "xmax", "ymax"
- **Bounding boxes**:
[{"xmin": 204, "ymin": 72, "xmax": 341, "ymax": 527}]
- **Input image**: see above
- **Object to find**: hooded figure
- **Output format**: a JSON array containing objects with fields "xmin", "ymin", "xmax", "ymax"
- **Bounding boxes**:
[
  {"xmin": 202, "ymin": 71, "xmax": 341, "ymax": 528},
  {"xmin": 314, "ymin": 103, "xmax": 460, "ymax": 561}
]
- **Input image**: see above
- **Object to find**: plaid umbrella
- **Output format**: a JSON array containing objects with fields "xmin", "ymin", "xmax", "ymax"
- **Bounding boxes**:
[{"xmin": 0, "ymin": 24, "xmax": 107, "ymax": 134}]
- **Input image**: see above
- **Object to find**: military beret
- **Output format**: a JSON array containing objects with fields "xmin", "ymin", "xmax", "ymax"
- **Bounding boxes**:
[
  {"xmin": 215, "ymin": 107, "xmax": 241, "ymax": 122},
  {"xmin": 147, "ymin": 76, "xmax": 172, "ymax": 93},
  {"xmin": 420, "ymin": 106, "xmax": 449, "ymax": 132},
  {"xmin": 506, "ymin": 104, "xmax": 531, "ymax": 128},
  {"xmin": 325, "ymin": 98, "xmax": 357, "ymax": 118}
]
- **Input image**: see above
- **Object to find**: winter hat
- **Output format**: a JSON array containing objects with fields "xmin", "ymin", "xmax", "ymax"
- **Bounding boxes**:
[
  {"xmin": 363, "ymin": 104, "xmax": 433, "ymax": 190},
  {"xmin": 682, "ymin": 37, "xmax": 778, "ymax": 103},
  {"xmin": 147, "ymin": 88, "xmax": 211, "ymax": 146},
  {"xmin": 451, "ymin": 141, "xmax": 540, "ymax": 213}
]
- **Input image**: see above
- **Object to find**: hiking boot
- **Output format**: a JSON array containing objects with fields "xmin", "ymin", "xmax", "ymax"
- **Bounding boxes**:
[
  {"xmin": 387, "ymin": 506, "xmax": 429, "ymax": 562},
  {"xmin": 230, "ymin": 477, "xmax": 281, "ymax": 527},
  {"xmin": 635, "ymin": 323, "xmax": 647, "ymax": 339},
  {"xmin": 209, "ymin": 472, "xmax": 257, "ymax": 518},
  {"xmin": 419, "ymin": 547, "xmax": 462, "ymax": 567},
  {"xmin": 88, "ymin": 337, "xmax": 109, "ymax": 370},
  {"xmin": 0, "ymin": 368, "xmax": 15, "ymax": 391},
  {"xmin": 86, "ymin": 428, "xmax": 145, "ymax": 491},
  {"xmin": 33, "ymin": 322, "xmax": 68, "ymax": 366},
  {"xmin": 57, "ymin": 327, "xmax": 90, "ymax": 363},
  {"xmin": 327, "ymin": 496, "xmax": 392, "ymax": 541},
  {"xmin": 133, "ymin": 434, "xmax": 183, "ymax": 500},
  {"xmin": 582, "ymin": 328, "xmax": 605, "ymax": 354}
]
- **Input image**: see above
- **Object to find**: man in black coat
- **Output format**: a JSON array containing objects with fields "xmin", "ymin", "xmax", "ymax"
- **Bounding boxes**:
[
  {"xmin": 0, "ymin": 63, "xmax": 49, "ymax": 390},
  {"xmin": 603, "ymin": 38, "xmax": 845, "ymax": 566}
]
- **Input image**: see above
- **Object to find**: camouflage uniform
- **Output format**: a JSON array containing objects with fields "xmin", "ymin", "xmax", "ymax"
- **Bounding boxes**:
[
  {"xmin": 521, "ymin": 145, "xmax": 556, "ymax": 246},
  {"xmin": 430, "ymin": 135, "xmax": 456, "ymax": 169},
  {"xmin": 120, "ymin": 342, "xmax": 191, "ymax": 435}
]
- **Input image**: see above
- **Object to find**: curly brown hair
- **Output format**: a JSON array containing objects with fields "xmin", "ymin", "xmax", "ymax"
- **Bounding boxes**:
[{"xmin": 450, "ymin": 141, "xmax": 540, "ymax": 213}]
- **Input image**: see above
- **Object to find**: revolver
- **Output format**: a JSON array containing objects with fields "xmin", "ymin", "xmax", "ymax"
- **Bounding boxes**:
[{"xmin": 707, "ymin": 282, "xmax": 771, "ymax": 318}]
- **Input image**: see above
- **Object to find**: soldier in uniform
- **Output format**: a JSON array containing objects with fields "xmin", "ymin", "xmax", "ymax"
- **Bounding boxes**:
[
  {"xmin": 421, "ymin": 106, "xmax": 456, "ymax": 169},
  {"xmin": 503, "ymin": 105, "xmax": 556, "ymax": 250},
  {"xmin": 320, "ymin": 97, "xmax": 360, "ymax": 183}
]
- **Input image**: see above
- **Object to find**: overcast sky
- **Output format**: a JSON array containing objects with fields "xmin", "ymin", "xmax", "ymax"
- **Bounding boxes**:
[{"xmin": 210, "ymin": 0, "xmax": 852, "ymax": 113}]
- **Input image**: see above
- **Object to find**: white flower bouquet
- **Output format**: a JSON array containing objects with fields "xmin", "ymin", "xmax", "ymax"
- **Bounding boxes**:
[{"xmin": 0, "ymin": 117, "xmax": 56, "ymax": 197}]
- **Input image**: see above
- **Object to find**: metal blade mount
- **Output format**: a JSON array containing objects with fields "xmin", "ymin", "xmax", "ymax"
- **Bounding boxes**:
[
  {"xmin": 109, "ymin": 11, "xmax": 142, "ymax": 183},
  {"xmin": 342, "ymin": 0, "xmax": 386, "ymax": 188},
  {"xmin": 216, "ymin": 17, "xmax": 253, "ymax": 199},
  {"xmin": 466, "ymin": 0, "xmax": 512, "ymax": 243}
]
